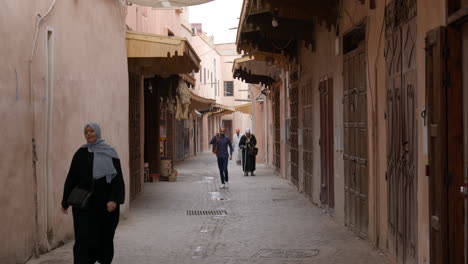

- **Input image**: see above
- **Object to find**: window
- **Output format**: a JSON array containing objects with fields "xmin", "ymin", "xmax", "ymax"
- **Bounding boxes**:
[
  {"xmin": 211, "ymin": 72, "xmax": 213, "ymax": 87},
  {"xmin": 224, "ymin": 81, "xmax": 234, "ymax": 96},
  {"xmin": 204, "ymin": 68, "xmax": 206, "ymax": 84},
  {"xmin": 200, "ymin": 68, "xmax": 202, "ymax": 81}
]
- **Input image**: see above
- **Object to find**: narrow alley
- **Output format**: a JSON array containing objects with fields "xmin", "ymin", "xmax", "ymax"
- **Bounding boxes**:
[{"xmin": 27, "ymin": 154, "xmax": 385, "ymax": 264}]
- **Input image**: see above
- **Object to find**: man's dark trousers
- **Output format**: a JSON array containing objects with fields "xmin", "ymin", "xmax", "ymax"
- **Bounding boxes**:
[{"xmin": 217, "ymin": 157, "xmax": 229, "ymax": 184}]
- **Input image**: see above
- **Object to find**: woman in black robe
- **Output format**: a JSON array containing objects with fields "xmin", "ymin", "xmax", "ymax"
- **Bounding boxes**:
[
  {"xmin": 62, "ymin": 122, "xmax": 125, "ymax": 264},
  {"xmin": 239, "ymin": 128, "xmax": 257, "ymax": 176}
]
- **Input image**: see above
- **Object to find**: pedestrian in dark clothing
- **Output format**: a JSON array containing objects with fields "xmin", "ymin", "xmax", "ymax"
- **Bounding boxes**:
[
  {"xmin": 62, "ymin": 122, "xmax": 125, "ymax": 264},
  {"xmin": 239, "ymin": 128, "xmax": 257, "ymax": 176},
  {"xmin": 209, "ymin": 127, "xmax": 233, "ymax": 188}
]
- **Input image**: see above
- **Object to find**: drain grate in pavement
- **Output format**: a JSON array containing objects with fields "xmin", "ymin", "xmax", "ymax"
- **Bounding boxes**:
[
  {"xmin": 251, "ymin": 249, "xmax": 320, "ymax": 259},
  {"xmin": 186, "ymin": 210, "xmax": 228, "ymax": 216}
]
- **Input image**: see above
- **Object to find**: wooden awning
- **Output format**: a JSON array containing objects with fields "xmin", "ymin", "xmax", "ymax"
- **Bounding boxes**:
[
  {"xmin": 232, "ymin": 53, "xmax": 284, "ymax": 81},
  {"xmin": 233, "ymin": 68, "xmax": 275, "ymax": 88},
  {"xmin": 235, "ymin": 103, "xmax": 252, "ymax": 114},
  {"xmin": 126, "ymin": 31, "xmax": 200, "ymax": 76},
  {"xmin": 202, "ymin": 103, "xmax": 236, "ymax": 116},
  {"xmin": 189, "ymin": 90, "xmax": 215, "ymax": 112},
  {"xmin": 236, "ymin": 0, "xmax": 339, "ymax": 56}
]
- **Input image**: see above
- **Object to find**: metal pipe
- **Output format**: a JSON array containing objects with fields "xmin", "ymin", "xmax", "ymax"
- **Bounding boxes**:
[{"xmin": 29, "ymin": 0, "xmax": 57, "ymax": 257}]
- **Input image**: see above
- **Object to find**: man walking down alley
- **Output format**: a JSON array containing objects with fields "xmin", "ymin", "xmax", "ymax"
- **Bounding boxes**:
[
  {"xmin": 239, "ymin": 128, "xmax": 257, "ymax": 176},
  {"xmin": 232, "ymin": 128, "xmax": 242, "ymax": 166},
  {"xmin": 210, "ymin": 127, "xmax": 233, "ymax": 188}
]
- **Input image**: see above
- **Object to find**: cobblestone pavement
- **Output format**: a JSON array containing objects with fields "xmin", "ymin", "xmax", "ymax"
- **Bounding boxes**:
[{"xmin": 27, "ymin": 153, "xmax": 387, "ymax": 264}]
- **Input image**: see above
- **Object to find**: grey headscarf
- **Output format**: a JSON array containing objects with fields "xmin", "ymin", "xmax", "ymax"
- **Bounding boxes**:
[{"xmin": 83, "ymin": 122, "xmax": 119, "ymax": 183}]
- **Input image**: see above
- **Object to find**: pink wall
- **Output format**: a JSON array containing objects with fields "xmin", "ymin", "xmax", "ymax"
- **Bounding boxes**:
[{"xmin": 0, "ymin": 0, "xmax": 129, "ymax": 263}]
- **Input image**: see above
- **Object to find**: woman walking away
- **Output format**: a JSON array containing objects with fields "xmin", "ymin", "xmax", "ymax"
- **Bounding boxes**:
[
  {"xmin": 62, "ymin": 122, "xmax": 125, "ymax": 264},
  {"xmin": 239, "ymin": 128, "xmax": 257, "ymax": 176}
]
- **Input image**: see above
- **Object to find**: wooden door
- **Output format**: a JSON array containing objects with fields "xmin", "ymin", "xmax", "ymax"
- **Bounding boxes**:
[
  {"xmin": 273, "ymin": 84, "xmax": 281, "ymax": 172},
  {"xmin": 344, "ymin": 44, "xmax": 368, "ymax": 238},
  {"xmin": 222, "ymin": 120, "xmax": 233, "ymax": 139},
  {"xmin": 385, "ymin": 5, "xmax": 418, "ymax": 261},
  {"xmin": 302, "ymin": 83, "xmax": 314, "ymax": 197},
  {"xmin": 289, "ymin": 66, "xmax": 299, "ymax": 187},
  {"xmin": 319, "ymin": 77, "xmax": 335, "ymax": 209},
  {"xmin": 426, "ymin": 25, "xmax": 465, "ymax": 264},
  {"xmin": 129, "ymin": 73, "xmax": 142, "ymax": 200}
]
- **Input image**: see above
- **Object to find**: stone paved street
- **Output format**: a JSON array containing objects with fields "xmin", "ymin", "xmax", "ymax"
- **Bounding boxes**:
[{"xmin": 28, "ymin": 153, "xmax": 387, "ymax": 264}]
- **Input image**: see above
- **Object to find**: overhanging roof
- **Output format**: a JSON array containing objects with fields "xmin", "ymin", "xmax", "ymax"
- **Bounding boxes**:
[
  {"xmin": 236, "ymin": 0, "xmax": 339, "ymax": 55},
  {"xmin": 233, "ymin": 68, "xmax": 275, "ymax": 88},
  {"xmin": 232, "ymin": 53, "xmax": 284, "ymax": 80},
  {"xmin": 235, "ymin": 103, "xmax": 252, "ymax": 114},
  {"xmin": 126, "ymin": 31, "xmax": 200, "ymax": 75},
  {"xmin": 127, "ymin": 0, "xmax": 214, "ymax": 8},
  {"xmin": 189, "ymin": 90, "xmax": 215, "ymax": 112},
  {"xmin": 202, "ymin": 103, "xmax": 236, "ymax": 116}
]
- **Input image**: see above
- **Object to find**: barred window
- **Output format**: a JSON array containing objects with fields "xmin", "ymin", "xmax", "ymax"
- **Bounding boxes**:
[{"xmin": 224, "ymin": 81, "xmax": 234, "ymax": 96}]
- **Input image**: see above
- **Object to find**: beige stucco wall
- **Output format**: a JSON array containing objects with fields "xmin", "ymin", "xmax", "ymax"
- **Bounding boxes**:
[
  {"xmin": 126, "ymin": 5, "xmax": 192, "ymax": 39},
  {"xmin": 0, "ymin": 0, "xmax": 129, "ymax": 263},
  {"xmin": 191, "ymin": 34, "xmax": 220, "ymax": 100}
]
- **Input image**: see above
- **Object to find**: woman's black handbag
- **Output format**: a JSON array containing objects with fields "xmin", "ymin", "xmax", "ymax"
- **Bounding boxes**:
[{"xmin": 67, "ymin": 187, "xmax": 93, "ymax": 209}]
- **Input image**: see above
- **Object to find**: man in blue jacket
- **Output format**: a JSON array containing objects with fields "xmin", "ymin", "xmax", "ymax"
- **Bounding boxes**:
[{"xmin": 210, "ymin": 127, "xmax": 233, "ymax": 188}]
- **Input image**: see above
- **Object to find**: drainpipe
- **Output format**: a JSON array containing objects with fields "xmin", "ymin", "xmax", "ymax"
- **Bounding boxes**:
[{"xmin": 29, "ymin": 0, "xmax": 57, "ymax": 257}]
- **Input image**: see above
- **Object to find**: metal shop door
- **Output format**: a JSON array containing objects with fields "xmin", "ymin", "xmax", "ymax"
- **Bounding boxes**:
[
  {"xmin": 273, "ymin": 85, "xmax": 281, "ymax": 172},
  {"xmin": 385, "ymin": 2, "xmax": 418, "ymax": 262},
  {"xmin": 302, "ymin": 82, "xmax": 314, "ymax": 198},
  {"xmin": 289, "ymin": 65, "xmax": 299, "ymax": 187},
  {"xmin": 343, "ymin": 29, "xmax": 369, "ymax": 238},
  {"xmin": 319, "ymin": 77, "xmax": 334, "ymax": 210},
  {"xmin": 175, "ymin": 120, "xmax": 185, "ymax": 161}
]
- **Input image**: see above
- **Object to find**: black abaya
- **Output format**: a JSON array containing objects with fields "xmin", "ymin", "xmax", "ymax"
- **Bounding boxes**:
[
  {"xmin": 239, "ymin": 134, "xmax": 257, "ymax": 172},
  {"xmin": 62, "ymin": 147, "xmax": 125, "ymax": 264}
]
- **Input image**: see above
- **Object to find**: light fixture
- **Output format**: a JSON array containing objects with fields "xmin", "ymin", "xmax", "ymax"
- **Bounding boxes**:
[
  {"xmin": 272, "ymin": 9, "xmax": 279, "ymax": 28},
  {"xmin": 272, "ymin": 17, "xmax": 278, "ymax": 28},
  {"xmin": 148, "ymin": 82, "xmax": 153, "ymax": 94}
]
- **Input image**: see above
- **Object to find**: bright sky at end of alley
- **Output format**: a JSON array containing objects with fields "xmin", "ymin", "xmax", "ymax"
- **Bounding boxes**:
[{"xmin": 189, "ymin": 0, "xmax": 243, "ymax": 44}]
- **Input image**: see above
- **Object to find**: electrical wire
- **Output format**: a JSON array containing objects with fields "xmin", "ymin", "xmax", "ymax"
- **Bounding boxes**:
[{"xmin": 271, "ymin": 37, "xmax": 293, "ymax": 51}]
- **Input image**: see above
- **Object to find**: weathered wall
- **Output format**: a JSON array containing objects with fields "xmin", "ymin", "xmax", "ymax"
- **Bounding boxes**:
[
  {"xmin": 0, "ymin": 0, "xmax": 129, "ymax": 263},
  {"xmin": 191, "ymin": 33, "xmax": 220, "ymax": 100},
  {"xmin": 287, "ymin": 1, "xmax": 447, "ymax": 263},
  {"xmin": 126, "ymin": 5, "xmax": 192, "ymax": 39}
]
